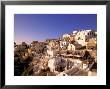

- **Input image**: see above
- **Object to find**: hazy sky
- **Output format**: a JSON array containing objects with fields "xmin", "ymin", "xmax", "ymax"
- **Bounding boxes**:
[{"xmin": 14, "ymin": 14, "xmax": 97, "ymax": 44}]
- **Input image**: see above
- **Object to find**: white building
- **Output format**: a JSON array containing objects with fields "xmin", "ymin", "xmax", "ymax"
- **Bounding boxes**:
[
  {"xmin": 67, "ymin": 43, "xmax": 75, "ymax": 51},
  {"xmin": 63, "ymin": 34, "xmax": 70, "ymax": 38},
  {"xmin": 67, "ymin": 42, "xmax": 82, "ymax": 51},
  {"xmin": 48, "ymin": 58, "xmax": 56, "ymax": 72},
  {"xmin": 48, "ymin": 57, "xmax": 67, "ymax": 72},
  {"xmin": 60, "ymin": 41, "xmax": 68, "ymax": 48},
  {"xmin": 73, "ymin": 31, "xmax": 78, "ymax": 35},
  {"xmin": 47, "ymin": 41, "xmax": 60, "ymax": 58},
  {"xmin": 47, "ymin": 49, "xmax": 57, "ymax": 57},
  {"xmin": 75, "ymin": 30, "xmax": 96, "ymax": 46}
]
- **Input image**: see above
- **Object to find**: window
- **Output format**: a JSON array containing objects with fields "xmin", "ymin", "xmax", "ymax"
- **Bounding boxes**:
[{"xmin": 78, "ymin": 37, "xmax": 81, "ymax": 40}]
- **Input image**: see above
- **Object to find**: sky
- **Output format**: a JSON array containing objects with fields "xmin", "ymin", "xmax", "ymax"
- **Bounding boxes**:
[{"xmin": 14, "ymin": 14, "xmax": 97, "ymax": 44}]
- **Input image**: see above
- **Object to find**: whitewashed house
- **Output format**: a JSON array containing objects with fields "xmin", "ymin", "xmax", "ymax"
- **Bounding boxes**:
[
  {"xmin": 60, "ymin": 40, "xmax": 68, "ymax": 48},
  {"xmin": 47, "ymin": 49, "xmax": 57, "ymax": 57},
  {"xmin": 67, "ymin": 43, "xmax": 75, "ymax": 51},
  {"xmin": 73, "ymin": 31, "xmax": 78, "ymax": 35},
  {"xmin": 75, "ymin": 30, "xmax": 96, "ymax": 46},
  {"xmin": 48, "ymin": 57, "xmax": 67, "ymax": 73},
  {"xmin": 46, "ymin": 42, "xmax": 59, "ymax": 57},
  {"xmin": 63, "ymin": 34, "xmax": 70, "ymax": 38},
  {"xmin": 48, "ymin": 58, "xmax": 56, "ymax": 72},
  {"xmin": 67, "ymin": 42, "xmax": 82, "ymax": 52}
]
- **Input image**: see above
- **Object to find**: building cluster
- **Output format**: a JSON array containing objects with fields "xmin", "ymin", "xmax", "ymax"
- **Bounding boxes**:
[{"xmin": 14, "ymin": 29, "xmax": 97, "ymax": 76}]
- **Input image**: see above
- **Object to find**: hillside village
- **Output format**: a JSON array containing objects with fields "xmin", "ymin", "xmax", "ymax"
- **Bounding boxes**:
[{"xmin": 14, "ymin": 29, "xmax": 97, "ymax": 76}]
